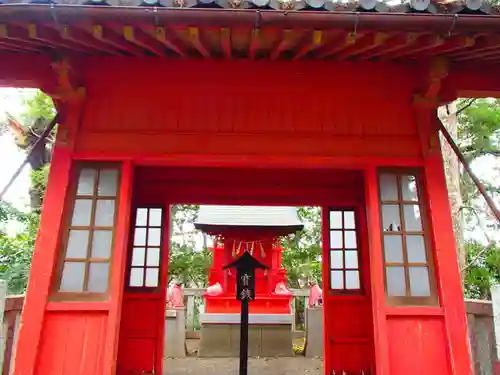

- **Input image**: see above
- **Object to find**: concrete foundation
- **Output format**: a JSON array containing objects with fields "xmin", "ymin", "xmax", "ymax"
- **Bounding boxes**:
[
  {"xmin": 198, "ymin": 314, "xmax": 294, "ymax": 357},
  {"xmin": 164, "ymin": 309, "xmax": 187, "ymax": 358},
  {"xmin": 305, "ymin": 307, "xmax": 323, "ymax": 358}
]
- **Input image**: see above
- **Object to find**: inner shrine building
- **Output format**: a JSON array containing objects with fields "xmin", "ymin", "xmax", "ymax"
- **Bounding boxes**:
[
  {"xmin": 2, "ymin": 0, "xmax": 500, "ymax": 374},
  {"xmin": 194, "ymin": 205, "xmax": 302, "ymax": 357}
]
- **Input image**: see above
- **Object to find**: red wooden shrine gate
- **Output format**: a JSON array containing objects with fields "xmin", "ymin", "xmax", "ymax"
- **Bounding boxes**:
[
  {"xmin": 2, "ymin": 3, "xmax": 496, "ymax": 373},
  {"xmin": 8, "ymin": 59, "xmax": 474, "ymax": 375}
]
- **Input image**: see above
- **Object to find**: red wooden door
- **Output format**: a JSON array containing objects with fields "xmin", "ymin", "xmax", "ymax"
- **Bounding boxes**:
[
  {"xmin": 322, "ymin": 205, "xmax": 375, "ymax": 374},
  {"xmin": 117, "ymin": 206, "xmax": 168, "ymax": 375}
]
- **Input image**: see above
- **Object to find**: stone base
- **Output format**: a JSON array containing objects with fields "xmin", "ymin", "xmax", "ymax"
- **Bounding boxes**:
[
  {"xmin": 164, "ymin": 309, "xmax": 187, "ymax": 358},
  {"xmin": 198, "ymin": 323, "xmax": 294, "ymax": 358},
  {"xmin": 305, "ymin": 307, "xmax": 323, "ymax": 358}
]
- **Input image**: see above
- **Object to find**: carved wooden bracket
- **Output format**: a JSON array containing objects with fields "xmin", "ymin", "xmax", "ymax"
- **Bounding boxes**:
[
  {"xmin": 47, "ymin": 57, "xmax": 86, "ymax": 103},
  {"xmin": 413, "ymin": 56, "xmax": 450, "ymax": 108}
]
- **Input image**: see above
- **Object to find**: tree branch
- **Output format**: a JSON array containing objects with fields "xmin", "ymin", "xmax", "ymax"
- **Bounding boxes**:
[
  {"xmin": 453, "ymin": 98, "xmax": 478, "ymax": 117},
  {"xmin": 461, "ymin": 207, "xmax": 495, "ymax": 272},
  {"xmin": 461, "ymin": 145, "xmax": 500, "ymax": 158}
]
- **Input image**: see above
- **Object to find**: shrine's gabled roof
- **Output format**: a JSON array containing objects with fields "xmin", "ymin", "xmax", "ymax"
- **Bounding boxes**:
[
  {"xmin": 194, "ymin": 205, "xmax": 304, "ymax": 233},
  {"xmin": 1, "ymin": 0, "xmax": 500, "ymax": 65}
]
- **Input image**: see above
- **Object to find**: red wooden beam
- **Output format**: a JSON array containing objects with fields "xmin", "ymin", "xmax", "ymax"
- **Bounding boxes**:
[
  {"xmin": 0, "ymin": 25, "xmax": 43, "ymax": 52},
  {"xmin": 188, "ymin": 27, "xmax": 210, "ymax": 58},
  {"xmin": 122, "ymin": 26, "xmax": 166, "ymax": 56},
  {"xmin": 91, "ymin": 25, "xmax": 145, "ymax": 56},
  {"xmin": 270, "ymin": 29, "xmax": 293, "ymax": 60},
  {"xmin": 60, "ymin": 25, "xmax": 120, "ymax": 55},
  {"xmin": 25, "ymin": 23, "xmax": 90, "ymax": 53},
  {"xmin": 450, "ymin": 34, "xmax": 500, "ymax": 59},
  {"xmin": 357, "ymin": 33, "xmax": 418, "ymax": 61},
  {"xmin": 380, "ymin": 34, "xmax": 443, "ymax": 60},
  {"xmin": 0, "ymin": 24, "xmax": 54, "ymax": 50},
  {"xmin": 0, "ymin": 40, "xmax": 35, "ymax": 53},
  {"xmin": 454, "ymin": 37, "xmax": 500, "ymax": 61},
  {"xmin": 249, "ymin": 29, "xmax": 260, "ymax": 59},
  {"xmin": 221, "ymin": 28, "xmax": 232, "ymax": 59},
  {"xmin": 412, "ymin": 35, "xmax": 476, "ymax": 57},
  {"xmin": 316, "ymin": 32, "xmax": 358, "ymax": 59},
  {"xmin": 334, "ymin": 32, "xmax": 389, "ymax": 60},
  {"xmin": 293, "ymin": 30, "xmax": 323, "ymax": 60},
  {"xmin": 148, "ymin": 27, "xmax": 187, "ymax": 57},
  {"xmin": 456, "ymin": 48, "xmax": 500, "ymax": 62}
]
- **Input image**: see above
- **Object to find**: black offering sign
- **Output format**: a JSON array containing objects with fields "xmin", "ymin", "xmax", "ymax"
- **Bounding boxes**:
[{"xmin": 223, "ymin": 251, "xmax": 268, "ymax": 375}]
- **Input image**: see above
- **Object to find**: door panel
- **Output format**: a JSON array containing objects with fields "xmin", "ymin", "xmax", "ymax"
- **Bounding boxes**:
[
  {"xmin": 118, "ymin": 338, "xmax": 157, "ymax": 374},
  {"xmin": 322, "ymin": 205, "xmax": 375, "ymax": 374},
  {"xmin": 117, "ymin": 206, "xmax": 168, "ymax": 375}
]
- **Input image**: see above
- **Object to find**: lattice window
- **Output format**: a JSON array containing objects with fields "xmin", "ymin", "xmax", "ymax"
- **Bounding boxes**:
[
  {"xmin": 328, "ymin": 209, "xmax": 361, "ymax": 293},
  {"xmin": 128, "ymin": 207, "xmax": 164, "ymax": 288},
  {"xmin": 378, "ymin": 171, "xmax": 437, "ymax": 305},
  {"xmin": 57, "ymin": 165, "xmax": 120, "ymax": 295}
]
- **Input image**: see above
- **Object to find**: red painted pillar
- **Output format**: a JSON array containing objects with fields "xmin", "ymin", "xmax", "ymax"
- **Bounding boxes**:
[
  {"xmin": 102, "ymin": 160, "xmax": 134, "ymax": 375},
  {"xmin": 320, "ymin": 207, "xmax": 332, "ymax": 375},
  {"xmin": 364, "ymin": 167, "xmax": 390, "ymax": 375},
  {"xmin": 419, "ymin": 109, "xmax": 473, "ymax": 375},
  {"xmin": 12, "ymin": 104, "xmax": 79, "ymax": 375}
]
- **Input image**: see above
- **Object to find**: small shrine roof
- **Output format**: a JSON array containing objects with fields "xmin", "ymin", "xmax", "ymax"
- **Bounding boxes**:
[{"xmin": 194, "ymin": 205, "xmax": 304, "ymax": 233}]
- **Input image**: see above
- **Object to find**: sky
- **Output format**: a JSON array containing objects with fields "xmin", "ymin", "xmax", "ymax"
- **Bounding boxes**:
[
  {"xmin": 0, "ymin": 88, "xmax": 498, "ymax": 244},
  {"xmin": 0, "ymin": 88, "xmax": 33, "ymax": 212}
]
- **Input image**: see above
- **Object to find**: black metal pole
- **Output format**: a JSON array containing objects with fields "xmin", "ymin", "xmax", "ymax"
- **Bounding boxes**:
[{"xmin": 239, "ymin": 299, "xmax": 249, "ymax": 375}]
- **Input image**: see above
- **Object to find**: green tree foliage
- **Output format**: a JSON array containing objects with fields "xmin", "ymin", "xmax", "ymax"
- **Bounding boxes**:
[
  {"xmin": 456, "ymin": 98, "xmax": 500, "ymax": 298},
  {"xmin": 464, "ymin": 242, "xmax": 500, "ymax": 300},
  {"xmin": 168, "ymin": 243, "xmax": 212, "ymax": 287},
  {"xmin": 282, "ymin": 207, "xmax": 322, "ymax": 288},
  {"xmin": 20, "ymin": 90, "xmax": 55, "ymax": 123},
  {"xmin": 0, "ymin": 89, "xmax": 54, "ymax": 293},
  {"xmin": 0, "ymin": 202, "xmax": 37, "ymax": 294},
  {"xmin": 167, "ymin": 205, "xmax": 212, "ymax": 287}
]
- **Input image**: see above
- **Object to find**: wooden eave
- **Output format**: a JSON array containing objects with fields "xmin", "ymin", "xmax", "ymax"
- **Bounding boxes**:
[
  {"xmin": 2, "ymin": 3, "xmax": 500, "ymax": 96},
  {"xmin": 0, "ymin": 4, "xmax": 500, "ymax": 63}
]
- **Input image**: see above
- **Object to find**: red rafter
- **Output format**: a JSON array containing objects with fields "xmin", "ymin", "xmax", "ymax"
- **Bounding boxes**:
[
  {"xmin": 450, "ymin": 34, "xmax": 500, "ymax": 59},
  {"xmin": 249, "ymin": 29, "xmax": 260, "ymax": 59},
  {"xmin": 271, "ymin": 29, "xmax": 293, "ymax": 60},
  {"xmin": 293, "ymin": 30, "xmax": 323, "ymax": 60},
  {"xmin": 25, "ymin": 23, "xmax": 90, "ymax": 53},
  {"xmin": 221, "ymin": 28, "xmax": 232, "ymax": 59},
  {"xmin": 316, "ymin": 32, "xmax": 358, "ymax": 59},
  {"xmin": 357, "ymin": 33, "xmax": 417, "ymax": 60},
  {"xmin": 456, "ymin": 47, "xmax": 500, "ymax": 61},
  {"xmin": 410, "ymin": 35, "xmax": 476, "ymax": 57},
  {"xmin": 91, "ymin": 25, "xmax": 145, "ymax": 55},
  {"xmin": 59, "ymin": 25, "xmax": 120, "ymax": 55},
  {"xmin": 380, "ymin": 34, "xmax": 443, "ymax": 60},
  {"xmin": 0, "ymin": 37, "xmax": 40, "ymax": 53},
  {"xmin": 122, "ymin": 26, "xmax": 166, "ymax": 56},
  {"xmin": 144, "ymin": 27, "xmax": 186, "ymax": 57},
  {"xmin": 334, "ymin": 32, "xmax": 389, "ymax": 60},
  {"xmin": 0, "ymin": 24, "xmax": 56, "ymax": 50},
  {"xmin": 188, "ymin": 27, "xmax": 210, "ymax": 58}
]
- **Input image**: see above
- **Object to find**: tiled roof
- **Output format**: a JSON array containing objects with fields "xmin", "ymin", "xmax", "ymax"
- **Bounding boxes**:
[
  {"xmin": 0, "ymin": 0, "xmax": 498, "ymax": 14},
  {"xmin": 194, "ymin": 205, "xmax": 304, "ymax": 232}
]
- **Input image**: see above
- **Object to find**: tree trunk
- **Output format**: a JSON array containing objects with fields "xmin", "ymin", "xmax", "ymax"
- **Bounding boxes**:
[{"xmin": 438, "ymin": 103, "xmax": 466, "ymax": 273}]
